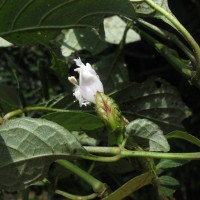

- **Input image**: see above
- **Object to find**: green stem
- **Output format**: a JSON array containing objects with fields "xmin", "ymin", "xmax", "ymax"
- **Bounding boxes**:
[
  {"xmin": 83, "ymin": 146, "xmax": 200, "ymax": 161},
  {"xmin": 3, "ymin": 106, "xmax": 82, "ymax": 120},
  {"xmin": 80, "ymin": 154, "xmax": 121, "ymax": 162},
  {"xmin": 56, "ymin": 190, "xmax": 98, "ymax": 200},
  {"xmin": 144, "ymin": 0, "xmax": 200, "ymax": 75},
  {"xmin": 56, "ymin": 159, "xmax": 107, "ymax": 193}
]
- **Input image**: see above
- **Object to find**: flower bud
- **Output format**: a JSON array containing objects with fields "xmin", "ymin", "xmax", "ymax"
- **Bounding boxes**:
[{"xmin": 95, "ymin": 92, "xmax": 126, "ymax": 132}]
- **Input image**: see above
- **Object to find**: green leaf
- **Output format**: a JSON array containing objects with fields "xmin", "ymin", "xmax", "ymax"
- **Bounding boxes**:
[
  {"xmin": 111, "ymin": 77, "xmax": 191, "ymax": 133},
  {"xmin": 156, "ymin": 159, "xmax": 187, "ymax": 171},
  {"xmin": 0, "ymin": 84, "xmax": 21, "ymax": 113},
  {"xmin": 125, "ymin": 119, "xmax": 170, "ymax": 152},
  {"xmin": 0, "ymin": 117, "xmax": 87, "ymax": 191},
  {"xmin": 132, "ymin": 0, "xmax": 171, "ymax": 15},
  {"xmin": 104, "ymin": 15, "xmax": 140, "ymax": 44},
  {"xmin": 132, "ymin": 0, "xmax": 176, "ymax": 29},
  {"xmin": 158, "ymin": 176, "xmax": 179, "ymax": 199},
  {"xmin": 71, "ymin": 131, "xmax": 99, "ymax": 146},
  {"xmin": 42, "ymin": 112, "xmax": 104, "ymax": 131},
  {"xmin": 59, "ymin": 28, "xmax": 108, "ymax": 57},
  {"xmin": 159, "ymin": 176, "xmax": 179, "ymax": 186},
  {"xmin": 0, "ymin": 37, "xmax": 12, "ymax": 47},
  {"xmin": 94, "ymin": 54, "xmax": 128, "ymax": 92},
  {"xmin": 0, "ymin": 0, "xmax": 135, "ymax": 46},
  {"xmin": 102, "ymin": 172, "xmax": 152, "ymax": 200},
  {"xmin": 166, "ymin": 130, "xmax": 200, "ymax": 148}
]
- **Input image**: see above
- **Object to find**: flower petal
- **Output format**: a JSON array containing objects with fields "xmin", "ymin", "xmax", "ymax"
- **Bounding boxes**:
[{"xmin": 69, "ymin": 57, "xmax": 104, "ymax": 106}]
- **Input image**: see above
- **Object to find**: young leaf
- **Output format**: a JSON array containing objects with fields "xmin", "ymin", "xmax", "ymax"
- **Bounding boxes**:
[
  {"xmin": 156, "ymin": 159, "xmax": 188, "ymax": 171},
  {"xmin": 42, "ymin": 112, "xmax": 104, "ymax": 131},
  {"xmin": 0, "ymin": 0, "xmax": 135, "ymax": 46},
  {"xmin": 0, "ymin": 117, "xmax": 87, "ymax": 191},
  {"xmin": 158, "ymin": 176, "xmax": 179, "ymax": 199},
  {"xmin": 166, "ymin": 130, "xmax": 200, "ymax": 148},
  {"xmin": 125, "ymin": 118, "xmax": 170, "ymax": 152},
  {"xmin": 111, "ymin": 77, "xmax": 191, "ymax": 133}
]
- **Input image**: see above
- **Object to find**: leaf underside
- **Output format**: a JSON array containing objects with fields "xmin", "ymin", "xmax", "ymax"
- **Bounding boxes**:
[
  {"xmin": 125, "ymin": 118, "xmax": 170, "ymax": 152},
  {"xmin": 0, "ymin": 117, "xmax": 87, "ymax": 191}
]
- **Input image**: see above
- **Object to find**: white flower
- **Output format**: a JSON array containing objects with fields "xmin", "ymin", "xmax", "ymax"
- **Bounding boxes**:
[{"xmin": 68, "ymin": 57, "xmax": 104, "ymax": 107}]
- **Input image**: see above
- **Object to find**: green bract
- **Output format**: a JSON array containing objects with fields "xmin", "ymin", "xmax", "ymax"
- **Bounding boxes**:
[{"xmin": 95, "ymin": 92, "xmax": 126, "ymax": 132}]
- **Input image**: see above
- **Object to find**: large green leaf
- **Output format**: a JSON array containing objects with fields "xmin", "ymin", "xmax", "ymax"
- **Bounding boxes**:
[
  {"xmin": 0, "ymin": 0, "xmax": 135, "ymax": 45},
  {"xmin": 42, "ymin": 112, "xmax": 104, "ymax": 131},
  {"xmin": 125, "ymin": 119, "xmax": 170, "ymax": 152},
  {"xmin": 111, "ymin": 77, "xmax": 191, "ymax": 133},
  {"xmin": 0, "ymin": 117, "xmax": 87, "ymax": 191}
]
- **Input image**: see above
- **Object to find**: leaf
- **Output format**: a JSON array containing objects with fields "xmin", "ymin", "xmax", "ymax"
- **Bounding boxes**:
[
  {"xmin": 158, "ymin": 176, "xmax": 179, "ymax": 199},
  {"xmin": 42, "ymin": 112, "xmax": 104, "ymax": 131},
  {"xmin": 125, "ymin": 119, "xmax": 170, "ymax": 152},
  {"xmin": 159, "ymin": 176, "xmax": 179, "ymax": 186},
  {"xmin": 132, "ymin": 0, "xmax": 176, "ymax": 29},
  {"xmin": 0, "ymin": 37, "xmax": 12, "ymax": 47},
  {"xmin": 0, "ymin": 0, "xmax": 135, "ymax": 46},
  {"xmin": 111, "ymin": 77, "xmax": 191, "ymax": 133},
  {"xmin": 166, "ymin": 130, "xmax": 200, "ymax": 148},
  {"xmin": 94, "ymin": 54, "xmax": 128, "ymax": 92},
  {"xmin": 102, "ymin": 172, "xmax": 152, "ymax": 200},
  {"xmin": 0, "ymin": 84, "xmax": 21, "ymax": 113},
  {"xmin": 0, "ymin": 117, "xmax": 87, "ymax": 191},
  {"xmin": 59, "ymin": 28, "xmax": 108, "ymax": 57},
  {"xmin": 156, "ymin": 159, "xmax": 187, "ymax": 171},
  {"xmin": 104, "ymin": 15, "xmax": 140, "ymax": 44},
  {"xmin": 71, "ymin": 131, "xmax": 99, "ymax": 146}
]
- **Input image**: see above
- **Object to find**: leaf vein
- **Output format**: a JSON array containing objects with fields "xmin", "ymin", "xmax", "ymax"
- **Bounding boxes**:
[
  {"xmin": 0, "ymin": 0, "xmax": 6, "ymax": 9},
  {"xmin": 38, "ymin": 0, "xmax": 76, "ymax": 26},
  {"xmin": 10, "ymin": 0, "xmax": 34, "ymax": 30}
]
